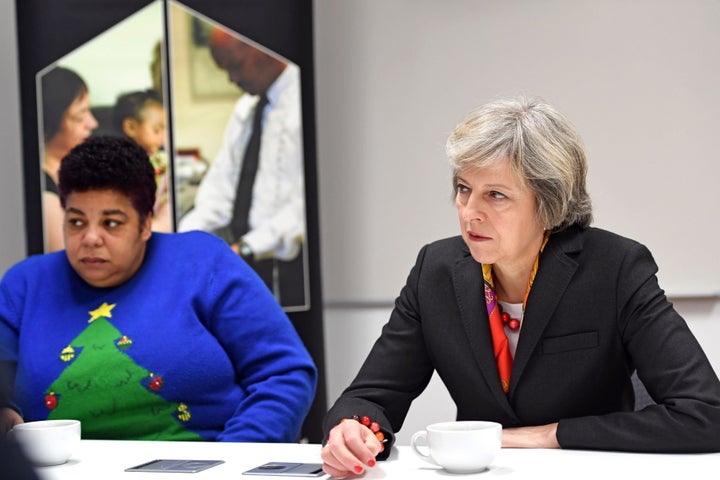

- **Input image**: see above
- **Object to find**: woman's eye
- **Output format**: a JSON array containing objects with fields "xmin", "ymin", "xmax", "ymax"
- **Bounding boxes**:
[
  {"xmin": 68, "ymin": 218, "xmax": 83, "ymax": 228},
  {"xmin": 489, "ymin": 190, "xmax": 507, "ymax": 200},
  {"xmin": 105, "ymin": 219, "xmax": 120, "ymax": 228},
  {"xmin": 455, "ymin": 183, "xmax": 470, "ymax": 194}
]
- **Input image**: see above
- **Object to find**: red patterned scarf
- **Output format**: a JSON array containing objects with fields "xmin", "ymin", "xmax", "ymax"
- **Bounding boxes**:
[{"xmin": 482, "ymin": 232, "xmax": 549, "ymax": 394}]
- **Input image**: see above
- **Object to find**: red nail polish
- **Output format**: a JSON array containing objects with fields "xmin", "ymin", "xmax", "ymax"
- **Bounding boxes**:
[
  {"xmin": 354, "ymin": 465, "xmax": 363, "ymax": 474},
  {"xmin": 368, "ymin": 459, "xmax": 376, "ymax": 467}
]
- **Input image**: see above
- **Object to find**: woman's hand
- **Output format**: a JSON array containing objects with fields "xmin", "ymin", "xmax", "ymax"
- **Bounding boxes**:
[
  {"xmin": 502, "ymin": 422, "xmax": 560, "ymax": 448},
  {"xmin": 0, "ymin": 407, "xmax": 23, "ymax": 435},
  {"xmin": 321, "ymin": 420, "xmax": 383, "ymax": 478}
]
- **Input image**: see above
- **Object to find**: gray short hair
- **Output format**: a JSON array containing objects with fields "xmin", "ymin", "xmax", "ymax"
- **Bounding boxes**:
[{"xmin": 446, "ymin": 96, "xmax": 592, "ymax": 231}]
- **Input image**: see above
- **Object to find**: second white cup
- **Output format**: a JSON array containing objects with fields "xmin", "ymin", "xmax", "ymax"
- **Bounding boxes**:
[{"xmin": 410, "ymin": 420, "xmax": 501, "ymax": 474}]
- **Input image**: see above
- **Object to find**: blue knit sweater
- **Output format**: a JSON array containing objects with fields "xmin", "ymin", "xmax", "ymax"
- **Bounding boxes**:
[{"xmin": 0, "ymin": 231, "xmax": 317, "ymax": 442}]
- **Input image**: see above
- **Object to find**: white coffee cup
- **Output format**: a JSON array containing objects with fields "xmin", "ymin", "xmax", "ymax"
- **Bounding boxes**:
[
  {"xmin": 9, "ymin": 419, "xmax": 81, "ymax": 466},
  {"xmin": 410, "ymin": 420, "xmax": 501, "ymax": 474}
]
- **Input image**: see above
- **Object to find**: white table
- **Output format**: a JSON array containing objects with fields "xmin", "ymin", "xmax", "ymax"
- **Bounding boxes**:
[{"xmin": 35, "ymin": 440, "xmax": 720, "ymax": 479}]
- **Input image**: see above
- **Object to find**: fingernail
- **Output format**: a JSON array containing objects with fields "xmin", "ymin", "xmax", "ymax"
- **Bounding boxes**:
[
  {"xmin": 354, "ymin": 465, "xmax": 363, "ymax": 474},
  {"xmin": 368, "ymin": 459, "xmax": 376, "ymax": 467},
  {"xmin": 379, "ymin": 444, "xmax": 385, "ymax": 453}
]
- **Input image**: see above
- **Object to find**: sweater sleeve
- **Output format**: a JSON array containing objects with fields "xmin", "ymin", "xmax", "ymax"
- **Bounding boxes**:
[
  {"xmin": 0, "ymin": 266, "xmax": 22, "ymax": 363},
  {"xmin": 557, "ymin": 242, "xmax": 720, "ymax": 452},
  {"xmin": 0, "ymin": 266, "xmax": 25, "ymax": 414},
  {"xmin": 200, "ymin": 244, "xmax": 317, "ymax": 442}
]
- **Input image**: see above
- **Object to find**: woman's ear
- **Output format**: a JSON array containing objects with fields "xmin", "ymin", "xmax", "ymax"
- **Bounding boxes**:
[{"xmin": 141, "ymin": 212, "xmax": 153, "ymax": 241}]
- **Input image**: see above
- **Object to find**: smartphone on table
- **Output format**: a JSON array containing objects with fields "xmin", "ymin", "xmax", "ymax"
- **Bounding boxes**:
[
  {"xmin": 243, "ymin": 462, "xmax": 325, "ymax": 477},
  {"xmin": 125, "ymin": 459, "xmax": 224, "ymax": 473}
]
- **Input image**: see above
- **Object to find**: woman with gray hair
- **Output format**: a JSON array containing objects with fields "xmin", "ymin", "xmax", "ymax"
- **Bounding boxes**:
[{"xmin": 321, "ymin": 96, "xmax": 720, "ymax": 478}]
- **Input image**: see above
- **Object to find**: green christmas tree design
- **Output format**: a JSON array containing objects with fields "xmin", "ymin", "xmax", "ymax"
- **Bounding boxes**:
[{"xmin": 45, "ymin": 302, "xmax": 202, "ymax": 441}]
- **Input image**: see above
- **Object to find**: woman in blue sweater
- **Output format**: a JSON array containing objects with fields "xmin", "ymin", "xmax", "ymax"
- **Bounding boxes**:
[{"xmin": 0, "ymin": 136, "xmax": 317, "ymax": 442}]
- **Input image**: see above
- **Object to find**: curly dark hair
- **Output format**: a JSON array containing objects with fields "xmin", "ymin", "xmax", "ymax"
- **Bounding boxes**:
[
  {"xmin": 112, "ymin": 89, "xmax": 163, "ymax": 134},
  {"xmin": 58, "ymin": 136, "xmax": 156, "ymax": 222}
]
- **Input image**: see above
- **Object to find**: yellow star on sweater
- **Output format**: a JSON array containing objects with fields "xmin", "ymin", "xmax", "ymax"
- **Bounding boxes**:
[{"xmin": 89, "ymin": 302, "xmax": 116, "ymax": 323}]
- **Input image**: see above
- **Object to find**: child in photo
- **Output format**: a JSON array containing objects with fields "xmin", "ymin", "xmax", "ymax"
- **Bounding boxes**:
[{"xmin": 114, "ymin": 89, "xmax": 170, "ymax": 231}]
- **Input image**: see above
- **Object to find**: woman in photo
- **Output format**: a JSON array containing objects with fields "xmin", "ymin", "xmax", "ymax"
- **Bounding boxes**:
[{"xmin": 41, "ymin": 66, "xmax": 98, "ymax": 252}]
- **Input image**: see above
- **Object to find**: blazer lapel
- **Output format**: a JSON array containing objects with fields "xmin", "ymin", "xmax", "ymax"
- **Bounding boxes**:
[
  {"xmin": 508, "ymin": 228, "xmax": 582, "ymax": 396},
  {"xmin": 453, "ymin": 252, "xmax": 518, "ymax": 420}
]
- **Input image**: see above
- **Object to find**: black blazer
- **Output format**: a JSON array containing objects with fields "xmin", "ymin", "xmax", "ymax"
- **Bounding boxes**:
[{"xmin": 324, "ymin": 225, "xmax": 720, "ymax": 454}]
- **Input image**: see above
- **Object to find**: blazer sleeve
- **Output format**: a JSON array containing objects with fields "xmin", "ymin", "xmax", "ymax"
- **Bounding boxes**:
[
  {"xmin": 322, "ymin": 245, "xmax": 436, "ymax": 457},
  {"xmin": 557, "ymin": 241, "xmax": 720, "ymax": 452}
]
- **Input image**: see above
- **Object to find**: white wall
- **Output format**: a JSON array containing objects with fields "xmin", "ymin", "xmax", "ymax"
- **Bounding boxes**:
[
  {"xmin": 1, "ymin": 0, "xmax": 719, "ymax": 446},
  {"xmin": 0, "ymin": 0, "xmax": 25, "ymax": 273},
  {"xmin": 313, "ymin": 0, "xmax": 720, "ymax": 301}
]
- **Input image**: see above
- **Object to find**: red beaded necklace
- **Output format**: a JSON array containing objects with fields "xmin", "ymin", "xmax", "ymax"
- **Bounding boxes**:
[
  {"xmin": 498, "ymin": 304, "xmax": 521, "ymax": 331},
  {"xmin": 484, "ymin": 232, "xmax": 551, "ymax": 334}
]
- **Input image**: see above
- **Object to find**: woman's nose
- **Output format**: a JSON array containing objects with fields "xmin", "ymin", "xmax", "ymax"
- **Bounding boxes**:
[
  {"xmin": 87, "ymin": 112, "xmax": 99, "ymax": 130},
  {"xmin": 462, "ymin": 195, "xmax": 487, "ymax": 222},
  {"xmin": 82, "ymin": 226, "xmax": 102, "ymax": 247}
]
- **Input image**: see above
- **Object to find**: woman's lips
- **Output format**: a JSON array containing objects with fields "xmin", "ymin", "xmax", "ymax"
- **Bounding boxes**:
[
  {"xmin": 81, "ymin": 257, "xmax": 106, "ymax": 266},
  {"xmin": 467, "ymin": 231, "xmax": 491, "ymax": 242}
]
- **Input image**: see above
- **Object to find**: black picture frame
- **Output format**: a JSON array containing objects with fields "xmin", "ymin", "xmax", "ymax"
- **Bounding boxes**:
[{"xmin": 16, "ymin": 0, "xmax": 326, "ymax": 442}]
